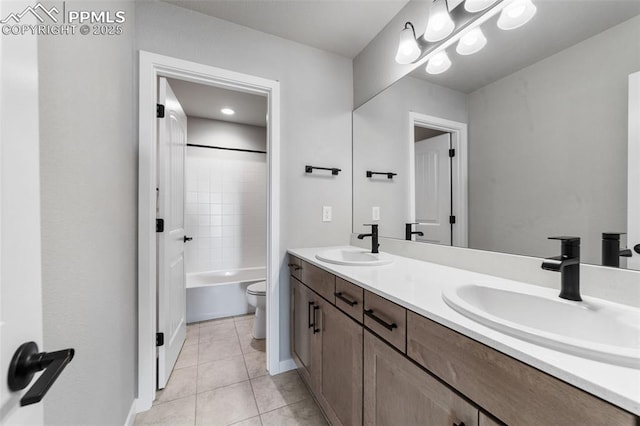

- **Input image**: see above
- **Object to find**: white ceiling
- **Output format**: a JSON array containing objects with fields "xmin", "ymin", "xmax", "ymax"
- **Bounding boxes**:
[
  {"xmin": 167, "ymin": 78, "xmax": 268, "ymax": 127},
  {"xmin": 162, "ymin": 0, "xmax": 410, "ymax": 58},
  {"xmin": 409, "ymin": 1, "xmax": 640, "ymax": 93}
]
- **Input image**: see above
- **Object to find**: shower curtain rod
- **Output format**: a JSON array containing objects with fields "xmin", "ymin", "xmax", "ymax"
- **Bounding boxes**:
[{"xmin": 187, "ymin": 143, "xmax": 267, "ymax": 154}]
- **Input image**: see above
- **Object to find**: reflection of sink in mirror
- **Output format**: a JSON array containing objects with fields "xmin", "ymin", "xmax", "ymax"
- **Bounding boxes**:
[
  {"xmin": 442, "ymin": 284, "xmax": 640, "ymax": 368},
  {"xmin": 352, "ymin": 2, "xmax": 640, "ymax": 269},
  {"xmin": 315, "ymin": 248, "xmax": 393, "ymax": 266}
]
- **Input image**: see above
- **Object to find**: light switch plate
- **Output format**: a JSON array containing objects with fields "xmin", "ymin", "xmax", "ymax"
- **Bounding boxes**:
[
  {"xmin": 323, "ymin": 206, "xmax": 332, "ymax": 222},
  {"xmin": 372, "ymin": 206, "xmax": 380, "ymax": 221}
]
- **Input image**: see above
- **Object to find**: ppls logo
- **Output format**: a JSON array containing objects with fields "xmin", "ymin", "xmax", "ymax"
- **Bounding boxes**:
[{"xmin": 1, "ymin": 2, "xmax": 126, "ymax": 36}]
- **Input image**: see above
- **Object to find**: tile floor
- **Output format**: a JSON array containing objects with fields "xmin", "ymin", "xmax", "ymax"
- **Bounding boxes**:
[{"xmin": 134, "ymin": 315, "xmax": 328, "ymax": 426}]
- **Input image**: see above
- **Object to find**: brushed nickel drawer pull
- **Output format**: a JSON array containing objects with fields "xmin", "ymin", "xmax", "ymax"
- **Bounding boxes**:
[
  {"xmin": 364, "ymin": 309, "xmax": 397, "ymax": 331},
  {"xmin": 335, "ymin": 292, "xmax": 358, "ymax": 307}
]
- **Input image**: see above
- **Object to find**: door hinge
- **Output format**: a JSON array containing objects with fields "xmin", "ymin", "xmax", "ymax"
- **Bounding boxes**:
[
  {"xmin": 449, "ymin": 215, "xmax": 456, "ymax": 224},
  {"xmin": 156, "ymin": 332, "xmax": 164, "ymax": 347},
  {"xmin": 449, "ymin": 148, "xmax": 456, "ymax": 158},
  {"xmin": 156, "ymin": 104, "xmax": 165, "ymax": 118},
  {"xmin": 156, "ymin": 218, "xmax": 164, "ymax": 233}
]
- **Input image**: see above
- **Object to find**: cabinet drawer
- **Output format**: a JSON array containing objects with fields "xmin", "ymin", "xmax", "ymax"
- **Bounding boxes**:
[
  {"xmin": 335, "ymin": 277, "xmax": 363, "ymax": 323},
  {"xmin": 406, "ymin": 311, "xmax": 638, "ymax": 426},
  {"xmin": 364, "ymin": 291, "xmax": 406, "ymax": 352},
  {"xmin": 301, "ymin": 260, "xmax": 335, "ymax": 303},
  {"xmin": 288, "ymin": 255, "xmax": 303, "ymax": 281}
]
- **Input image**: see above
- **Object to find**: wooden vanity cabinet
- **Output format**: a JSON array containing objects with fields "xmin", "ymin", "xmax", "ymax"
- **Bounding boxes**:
[
  {"xmin": 290, "ymin": 276, "xmax": 317, "ymax": 384},
  {"xmin": 364, "ymin": 330, "xmax": 478, "ymax": 426},
  {"xmin": 313, "ymin": 298, "xmax": 363, "ymax": 426}
]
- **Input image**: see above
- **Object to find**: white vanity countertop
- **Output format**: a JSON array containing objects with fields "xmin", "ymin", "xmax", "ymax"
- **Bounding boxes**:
[{"xmin": 288, "ymin": 246, "xmax": 640, "ymax": 416}]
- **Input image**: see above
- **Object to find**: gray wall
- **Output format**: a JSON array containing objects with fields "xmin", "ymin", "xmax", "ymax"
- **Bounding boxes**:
[
  {"xmin": 468, "ymin": 15, "xmax": 640, "ymax": 264},
  {"xmin": 38, "ymin": 1, "xmax": 137, "ymax": 424},
  {"xmin": 135, "ymin": 0, "xmax": 353, "ymax": 361},
  {"xmin": 187, "ymin": 117, "xmax": 267, "ymax": 152},
  {"xmin": 353, "ymin": 76, "xmax": 467, "ymax": 238}
]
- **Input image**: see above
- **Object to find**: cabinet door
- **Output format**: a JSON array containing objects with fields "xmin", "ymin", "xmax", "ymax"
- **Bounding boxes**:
[
  {"xmin": 314, "ymin": 300, "xmax": 363, "ymax": 426},
  {"xmin": 364, "ymin": 330, "xmax": 478, "ymax": 426},
  {"xmin": 291, "ymin": 277, "xmax": 314, "ymax": 383}
]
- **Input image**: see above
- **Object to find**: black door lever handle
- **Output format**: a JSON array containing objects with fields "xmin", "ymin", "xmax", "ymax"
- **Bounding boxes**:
[
  {"xmin": 8, "ymin": 341, "xmax": 75, "ymax": 406},
  {"xmin": 183, "ymin": 236, "xmax": 193, "ymax": 243}
]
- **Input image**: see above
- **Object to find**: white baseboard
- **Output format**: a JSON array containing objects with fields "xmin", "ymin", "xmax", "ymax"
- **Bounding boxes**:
[{"xmin": 124, "ymin": 400, "xmax": 137, "ymax": 426}]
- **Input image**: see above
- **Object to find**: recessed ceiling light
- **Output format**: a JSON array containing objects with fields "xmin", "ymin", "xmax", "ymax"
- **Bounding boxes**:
[{"xmin": 221, "ymin": 108, "xmax": 235, "ymax": 115}]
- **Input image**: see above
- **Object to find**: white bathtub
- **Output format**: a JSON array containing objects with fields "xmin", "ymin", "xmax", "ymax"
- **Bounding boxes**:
[{"xmin": 186, "ymin": 267, "xmax": 266, "ymax": 323}]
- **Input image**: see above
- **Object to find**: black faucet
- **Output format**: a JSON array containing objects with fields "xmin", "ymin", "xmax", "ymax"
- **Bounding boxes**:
[
  {"xmin": 541, "ymin": 236, "xmax": 581, "ymax": 301},
  {"xmin": 405, "ymin": 223, "xmax": 424, "ymax": 241},
  {"xmin": 357, "ymin": 224, "xmax": 379, "ymax": 254},
  {"xmin": 602, "ymin": 232, "xmax": 632, "ymax": 268}
]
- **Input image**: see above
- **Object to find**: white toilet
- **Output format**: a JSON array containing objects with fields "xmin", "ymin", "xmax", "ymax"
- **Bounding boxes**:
[{"xmin": 246, "ymin": 281, "xmax": 266, "ymax": 339}]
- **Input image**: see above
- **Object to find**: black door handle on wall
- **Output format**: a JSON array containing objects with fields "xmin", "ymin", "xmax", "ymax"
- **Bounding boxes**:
[
  {"xmin": 8, "ymin": 341, "xmax": 75, "ymax": 406},
  {"xmin": 183, "ymin": 236, "xmax": 193, "ymax": 243}
]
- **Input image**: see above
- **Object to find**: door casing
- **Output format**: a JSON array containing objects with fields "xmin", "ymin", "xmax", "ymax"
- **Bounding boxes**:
[
  {"xmin": 408, "ymin": 112, "xmax": 468, "ymax": 248},
  {"xmin": 137, "ymin": 51, "xmax": 281, "ymax": 412}
]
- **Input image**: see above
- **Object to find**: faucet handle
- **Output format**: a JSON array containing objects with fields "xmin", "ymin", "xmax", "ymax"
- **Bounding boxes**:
[
  {"xmin": 548, "ymin": 236, "xmax": 580, "ymax": 245},
  {"xmin": 602, "ymin": 232, "xmax": 626, "ymax": 240},
  {"xmin": 363, "ymin": 223, "xmax": 377, "ymax": 227}
]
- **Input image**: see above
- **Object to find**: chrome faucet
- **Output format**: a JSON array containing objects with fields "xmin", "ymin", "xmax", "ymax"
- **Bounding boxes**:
[
  {"xmin": 541, "ymin": 236, "xmax": 581, "ymax": 301},
  {"xmin": 405, "ymin": 223, "xmax": 424, "ymax": 241},
  {"xmin": 357, "ymin": 224, "xmax": 379, "ymax": 254}
]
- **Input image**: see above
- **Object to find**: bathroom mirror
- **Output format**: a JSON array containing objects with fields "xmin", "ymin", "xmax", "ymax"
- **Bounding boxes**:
[{"xmin": 352, "ymin": 1, "xmax": 640, "ymax": 268}]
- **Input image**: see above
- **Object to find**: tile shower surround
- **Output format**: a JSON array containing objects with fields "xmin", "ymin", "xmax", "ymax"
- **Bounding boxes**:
[{"xmin": 185, "ymin": 148, "xmax": 267, "ymax": 273}]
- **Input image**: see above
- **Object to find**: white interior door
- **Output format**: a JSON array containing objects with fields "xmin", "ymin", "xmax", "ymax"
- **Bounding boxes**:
[
  {"xmin": 157, "ymin": 78, "xmax": 187, "ymax": 389},
  {"xmin": 414, "ymin": 134, "xmax": 452, "ymax": 245},
  {"xmin": 628, "ymin": 71, "xmax": 640, "ymax": 270},
  {"xmin": 0, "ymin": 1, "xmax": 44, "ymax": 423}
]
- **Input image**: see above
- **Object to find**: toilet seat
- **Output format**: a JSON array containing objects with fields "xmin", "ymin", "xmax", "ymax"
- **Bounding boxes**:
[{"xmin": 247, "ymin": 281, "xmax": 266, "ymax": 296}]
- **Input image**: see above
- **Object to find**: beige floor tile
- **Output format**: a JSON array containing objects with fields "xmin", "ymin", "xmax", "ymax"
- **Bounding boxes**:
[
  {"xmin": 135, "ymin": 395, "xmax": 196, "ymax": 426},
  {"xmin": 200, "ymin": 321, "xmax": 238, "ymax": 343},
  {"xmin": 196, "ymin": 381, "xmax": 259, "ymax": 426},
  {"xmin": 260, "ymin": 399, "xmax": 327, "ymax": 426},
  {"xmin": 185, "ymin": 326, "xmax": 200, "ymax": 347},
  {"xmin": 243, "ymin": 351, "xmax": 267, "ymax": 379},
  {"xmin": 250, "ymin": 371, "xmax": 310, "ymax": 413},
  {"xmin": 198, "ymin": 337, "xmax": 243, "ymax": 363},
  {"xmin": 175, "ymin": 344, "xmax": 198, "ymax": 370},
  {"xmin": 234, "ymin": 319, "xmax": 253, "ymax": 335},
  {"xmin": 238, "ymin": 332, "xmax": 266, "ymax": 354},
  {"xmin": 156, "ymin": 365, "xmax": 198, "ymax": 404},
  {"xmin": 230, "ymin": 416, "xmax": 262, "ymax": 426},
  {"xmin": 197, "ymin": 357, "xmax": 249, "ymax": 393}
]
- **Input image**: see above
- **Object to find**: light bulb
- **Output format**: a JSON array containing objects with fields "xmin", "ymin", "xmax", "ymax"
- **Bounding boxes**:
[
  {"xmin": 464, "ymin": 0, "xmax": 498, "ymax": 13},
  {"xmin": 395, "ymin": 23, "xmax": 421, "ymax": 64},
  {"xmin": 497, "ymin": 0, "xmax": 537, "ymax": 30},
  {"xmin": 456, "ymin": 28, "xmax": 487, "ymax": 55},
  {"xmin": 424, "ymin": 0, "xmax": 455, "ymax": 42},
  {"xmin": 426, "ymin": 51, "xmax": 452, "ymax": 75}
]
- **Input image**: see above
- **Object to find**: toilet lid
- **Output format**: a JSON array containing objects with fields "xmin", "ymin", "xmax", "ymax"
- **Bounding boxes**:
[{"xmin": 247, "ymin": 281, "xmax": 266, "ymax": 295}]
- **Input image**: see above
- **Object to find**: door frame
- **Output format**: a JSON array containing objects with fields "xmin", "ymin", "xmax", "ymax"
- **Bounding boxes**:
[
  {"xmin": 628, "ymin": 71, "xmax": 640, "ymax": 270},
  {"xmin": 408, "ymin": 112, "xmax": 468, "ymax": 248},
  {"xmin": 137, "ymin": 51, "xmax": 281, "ymax": 412}
]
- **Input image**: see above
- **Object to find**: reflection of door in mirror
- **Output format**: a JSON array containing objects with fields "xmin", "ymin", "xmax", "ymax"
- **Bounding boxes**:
[{"xmin": 414, "ymin": 132, "xmax": 452, "ymax": 245}]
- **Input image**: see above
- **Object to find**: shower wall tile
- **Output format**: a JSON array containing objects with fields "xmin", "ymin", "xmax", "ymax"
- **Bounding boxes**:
[{"xmin": 185, "ymin": 147, "xmax": 267, "ymax": 273}]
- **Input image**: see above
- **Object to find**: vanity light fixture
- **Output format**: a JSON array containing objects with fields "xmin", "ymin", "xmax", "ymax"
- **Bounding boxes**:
[
  {"xmin": 221, "ymin": 108, "xmax": 235, "ymax": 115},
  {"xmin": 426, "ymin": 51, "xmax": 452, "ymax": 74},
  {"xmin": 497, "ymin": 0, "xmax": 537, "ymax": 30},
  {"xmin": 424, "ymin": 0, "xmax": 455, "ymax": 42},
  {"xmin": 395, "ymin": 22, "xmax": 421, "ymax": 65},
  {"xmin": 456, "ymin": 27, "xmax": 487, "ymax": 55},
  {"xmin": 394, "ymin": 0, "xmax": 537, "ymax": 75}
]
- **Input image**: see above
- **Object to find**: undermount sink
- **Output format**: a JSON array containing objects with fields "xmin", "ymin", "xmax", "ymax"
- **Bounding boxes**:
[
  {"xmin": 315, "ymin": 248, "xmax": 393, "ymax": 266},
  {"xmin": 442, "ymin": 284, "xmax": 640, "ymax": 368}
]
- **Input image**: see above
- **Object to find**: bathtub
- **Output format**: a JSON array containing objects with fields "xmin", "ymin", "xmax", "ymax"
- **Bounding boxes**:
[{"xmin": 186, "ymin": 267, "xmax": 266, "ymax": 323}]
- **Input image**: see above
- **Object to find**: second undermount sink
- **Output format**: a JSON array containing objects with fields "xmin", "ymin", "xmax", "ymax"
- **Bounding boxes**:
[
  {"xmin": 442, "ymin": 284, "xmax": 640, "ymax": 368},
  {"xmin": 315, "ymin": 248, "xmax": 393, "ymax": 266}
]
